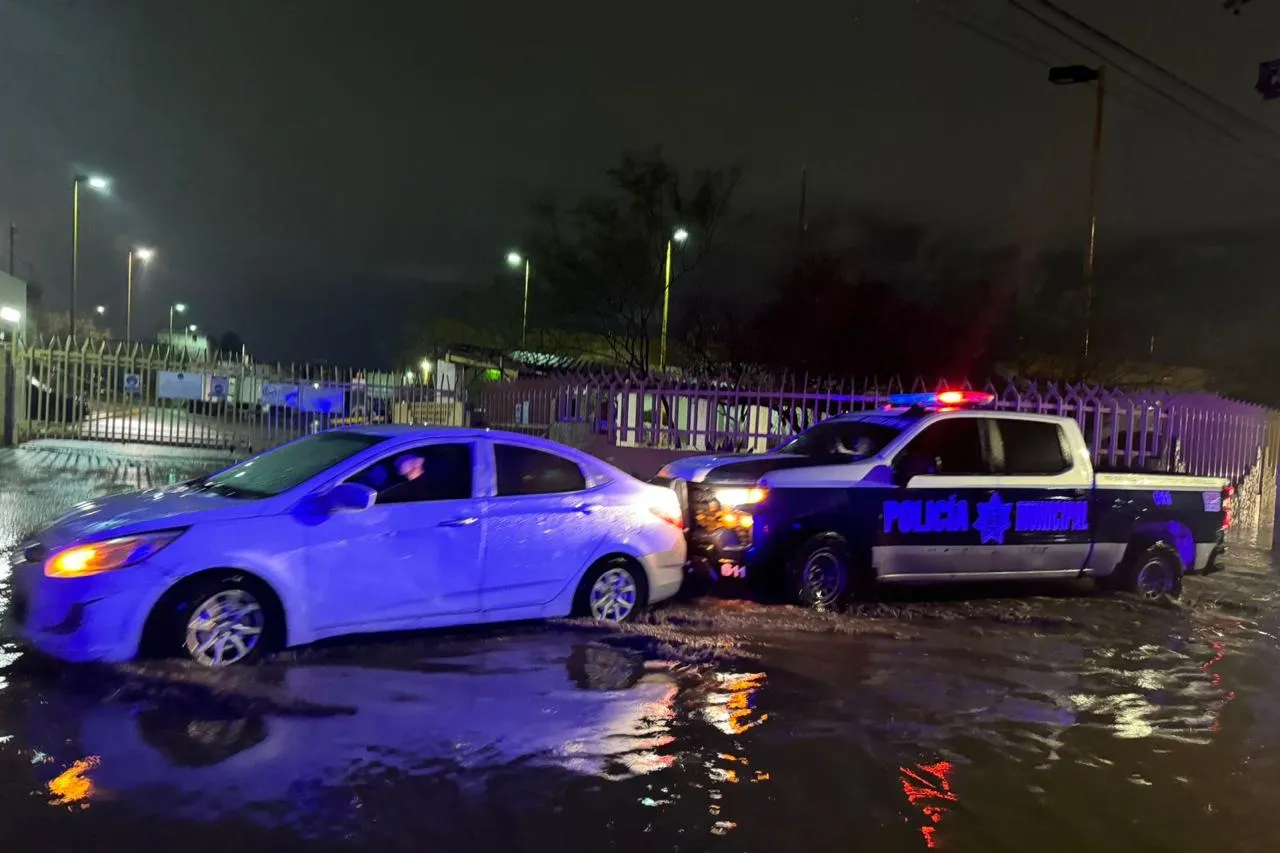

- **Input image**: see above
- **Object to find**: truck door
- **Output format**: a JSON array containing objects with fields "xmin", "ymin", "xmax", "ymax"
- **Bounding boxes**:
[
  {"xmin": 984, "ymin": 417, "xmax": 1093, "ymax": 574},
  {"xmin": 876, "ymin": 415, "xmax": 998, "ymax": 579}
]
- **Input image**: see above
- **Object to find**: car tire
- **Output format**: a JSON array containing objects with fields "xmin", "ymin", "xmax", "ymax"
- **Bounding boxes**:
[
  {"xmin": 168, "ymin": 575, "xmax": 282, "ymax": 667},
  {"xmin": 787, "ymin": 532, "xmax": 855, "ymax": 609},
  {"xmin": 573, "ymin": 556, "xmax": 648, "ymax": 623},
  {"xmin": 1112, "ymin": 541, "xmax": 1184, "ymax": 601}
]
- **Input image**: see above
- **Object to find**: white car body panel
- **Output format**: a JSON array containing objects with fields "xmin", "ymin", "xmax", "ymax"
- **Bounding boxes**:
[{"xmin": 8, "ymin": 427, "xmax": 686, "ymax": 663}]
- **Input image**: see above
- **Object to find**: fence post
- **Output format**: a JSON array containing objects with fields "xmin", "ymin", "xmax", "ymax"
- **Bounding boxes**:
[{"xmin": 0, "ymin": 345, "xmax": 12, "ymax": 446}]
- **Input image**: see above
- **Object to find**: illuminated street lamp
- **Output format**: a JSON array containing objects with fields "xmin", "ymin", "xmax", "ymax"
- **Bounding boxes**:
[
  {"xmin": 126, "ymin": 246, "xmax": 155, "ymax": 344},
  {"xmin": 168, "ymin": 302, "xmax": 186, "ymax": 337},
  {"xmin": 506, "ymin": 251, "xmax": 532, "ymax": 347},
  {"xmin": 1049, "ymin": 64, "xmax": 1106, "ymax": 361},
  {"xmin": 188, "ymin": 324, "xmax": 198, "ymax": 333},
  {"xmin": 95, "ymin": 305, "xmax": 106, "ymax": 315},
  {"xmin": 70, "ymin": 173, "xmax": 110, "ymax": 340},
  {"xmin": 658, "ymin": 226, "xmax": 689, "ymax": 371}
]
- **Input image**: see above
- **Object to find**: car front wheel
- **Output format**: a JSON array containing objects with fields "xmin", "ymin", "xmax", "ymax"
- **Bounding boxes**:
[
  {"xmin": 788, "ymin": 532, "xmax": 854, "ymax": 609},
  {"xmin": 170, "ymin": 577, "xmax": 278, "ymax": 667}
]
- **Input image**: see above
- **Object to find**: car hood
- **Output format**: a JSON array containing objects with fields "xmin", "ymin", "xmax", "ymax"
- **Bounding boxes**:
[
  {"xmin": 33, "ymin": 486, "xmax": 270, "ymax": 548},
  {"xmin": 660, "ymin": 452, "xmax": 834, "ymax": 485}
]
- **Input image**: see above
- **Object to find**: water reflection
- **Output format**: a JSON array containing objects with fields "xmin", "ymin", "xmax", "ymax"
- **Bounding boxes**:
[{"xmin": 20, "ymin": 636, "xmax": 688, "ymax": 833}]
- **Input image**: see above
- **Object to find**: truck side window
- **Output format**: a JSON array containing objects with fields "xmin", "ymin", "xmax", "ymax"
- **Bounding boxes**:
[
  {"xmin": 897, "ymin": 419, "xmax": 988, "ymax": 476},
  {"xmin": 997, "ymin": 420, "xmax": 1071, "ymax": 475}
]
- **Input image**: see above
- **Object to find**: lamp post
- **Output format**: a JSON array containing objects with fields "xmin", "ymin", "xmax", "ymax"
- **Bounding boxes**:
[
  {"xmin": 658, "ymin": 227, "xmax": 690, "ymax": 371},
  {"xmin": 506, "ymin": 251, "xmax": 531, "ymax": 347},
  {"xmin": 95, "ymin": 305, "xmax": 106, "ymax": 316},
  {"xmin": 1049, "ymin": 64, "xmax": 1106, "ymax": 363},
  {"xmin": 168, "ymin": 302, "xmax": 187, "ymax": 338},
  {"xmin": 70, "ymin": 174, "xmax": 110, "ymax": 341},
  {"xmin": 126, "ymin": 246, "xmax": 154, "ymax": 344}
]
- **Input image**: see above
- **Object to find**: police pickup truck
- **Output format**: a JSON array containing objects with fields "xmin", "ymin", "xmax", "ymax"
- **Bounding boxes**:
[{"xmin": 653, "ymin": 391, "xmax": 1231, "ymax": 606}]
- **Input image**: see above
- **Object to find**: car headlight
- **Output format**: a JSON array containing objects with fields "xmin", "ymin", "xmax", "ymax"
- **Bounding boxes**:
[
  {"xmin": 44, "ymin": 530, "xmax": 185, "ymax": 579},
  {"xmin": 712, "ymin": 487, "xmax": 767, "ymax": 508}
]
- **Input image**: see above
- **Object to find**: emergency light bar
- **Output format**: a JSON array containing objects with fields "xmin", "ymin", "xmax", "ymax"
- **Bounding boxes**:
[{"xmin": 887, "ymin": 390, "xmax": 997, "ymax": 409}]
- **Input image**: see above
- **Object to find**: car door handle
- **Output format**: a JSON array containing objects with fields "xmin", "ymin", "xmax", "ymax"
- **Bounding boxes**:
[
  {"xmin": 572, "ymin": 502, "xmax": 601, "ymax": 515},
  {"xmin": 438, "ymin": 516, "xmax": 478, "ymax": 527}
]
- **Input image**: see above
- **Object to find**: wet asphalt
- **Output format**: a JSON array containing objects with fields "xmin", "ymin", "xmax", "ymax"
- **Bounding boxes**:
[{"xmin": 1, "ymin": 441, "xmax": 1278, "ymax": 852}]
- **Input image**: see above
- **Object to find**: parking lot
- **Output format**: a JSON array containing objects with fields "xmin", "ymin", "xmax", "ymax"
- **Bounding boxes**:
[{"xmin": 1, "ymin": 441, "xmax": 1278, "ymax": 852}]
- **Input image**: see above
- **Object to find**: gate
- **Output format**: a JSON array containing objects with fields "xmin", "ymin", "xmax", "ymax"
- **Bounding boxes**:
[{"xmin": 4, "ymin": 339, "xmax": 466, "ymax": 454}]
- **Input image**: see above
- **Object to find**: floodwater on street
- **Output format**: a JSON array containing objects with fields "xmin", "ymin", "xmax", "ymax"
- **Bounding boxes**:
[{"xmin": 1, "ymin": 440, "xmax": 1279, "ymax": 852}]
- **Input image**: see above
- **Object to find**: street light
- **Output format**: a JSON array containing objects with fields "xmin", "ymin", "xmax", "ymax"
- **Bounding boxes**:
[
  {"xmin": 126, "ymin": 246, "xmax": 155, "ymax": 343},
  {"xmin": 70, "ymin": 173, "xmax": 110, "ymax": 341},
  {"xmin": 506, "ymin": 251, "xmax": 532, "ymax": 347},
  {"xmin": 659, "ymin": 226, "xmax": 690, "ymax": 371},
  {"xmin": 1049, "ymin": 64, "xmax": 1106, "ymax": 362},
  {"xmin": 95, "ymin": 305, "xmax": 106, "ymax": 315},
  {"xmin": 168, "ymin": 302, "xmax": 186, "ymax": 338},
  {"xmin": 188, "ymin": 324, "xmax": 198, "ymax": 333}
]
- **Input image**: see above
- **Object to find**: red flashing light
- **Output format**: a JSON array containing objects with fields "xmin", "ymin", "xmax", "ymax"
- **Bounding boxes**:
[{"xmin": 936, "ymin": 390, "xmax": 996, "ymax": 407}]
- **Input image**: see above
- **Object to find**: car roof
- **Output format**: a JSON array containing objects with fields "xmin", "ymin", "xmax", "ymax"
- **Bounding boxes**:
[{"xmin": 333, "ymin": 424, "xmax": 490, "ymax": 439}]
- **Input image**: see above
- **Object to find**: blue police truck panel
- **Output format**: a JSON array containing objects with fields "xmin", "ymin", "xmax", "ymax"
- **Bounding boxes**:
[{"xmin": 653, "ymin": 393, "xmax": 1231, "ymax": 606}]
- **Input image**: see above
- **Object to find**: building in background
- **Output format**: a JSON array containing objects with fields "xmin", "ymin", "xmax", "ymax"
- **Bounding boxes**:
[
  {"xmin": 156, "ymin": 328, "xmax": 210, "ymax": 358},
  {"xmin": 0, "ymin": 271, "xmax": 32, "ymax": 341}
]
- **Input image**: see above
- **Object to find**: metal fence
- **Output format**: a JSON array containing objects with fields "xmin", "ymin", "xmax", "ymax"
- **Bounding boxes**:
[
  {"xmin": 482, "ymin": 372, "xmax": 1280, "ymax": 547},
  {"xmin": 5, "ymin": 343, "xmax": 1278, "ymax": 546},
  {"xmin": 3, "ymin": 338, "xmax": 467, "ymax": 454}
]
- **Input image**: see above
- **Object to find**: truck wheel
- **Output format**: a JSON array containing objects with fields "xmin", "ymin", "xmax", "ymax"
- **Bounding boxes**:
[
  {"xmin": 788, "ymin": 532, "xmax": 854, "ymax": 609},
  {"xmin": 1115, "ymin": 542, "xmax": 1184, "ymax": 601}
]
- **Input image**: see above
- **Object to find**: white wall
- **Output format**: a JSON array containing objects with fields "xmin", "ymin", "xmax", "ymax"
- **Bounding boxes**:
[{"xmin": 0, "ymin": 271, "xmax": 29, "ymax": 340}]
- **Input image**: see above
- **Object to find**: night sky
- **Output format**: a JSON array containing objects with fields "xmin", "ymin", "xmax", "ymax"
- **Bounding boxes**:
[{"xmin": 2, "ymin": 0, "xmax": 1280, "ymax": 366}]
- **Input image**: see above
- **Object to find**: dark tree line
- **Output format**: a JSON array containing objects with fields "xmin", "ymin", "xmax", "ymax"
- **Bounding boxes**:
[{"xmin": 399, "ymin": 149, "xmax": 1278, "ymax": 404}]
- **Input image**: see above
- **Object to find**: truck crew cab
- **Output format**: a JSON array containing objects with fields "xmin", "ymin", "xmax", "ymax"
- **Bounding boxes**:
[{"xmin": 653, "ymin": 391, "xmax": 1231, "ymax": 606}]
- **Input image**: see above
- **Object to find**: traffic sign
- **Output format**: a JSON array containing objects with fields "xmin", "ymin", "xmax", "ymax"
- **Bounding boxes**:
[{"xmin": 123, "ymin": 373, "xmax": 141, "ymax": 394}]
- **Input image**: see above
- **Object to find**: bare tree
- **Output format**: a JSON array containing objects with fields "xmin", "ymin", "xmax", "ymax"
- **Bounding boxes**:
[{"xmin": 527, "ymin": 149, "xmax": 741, "ymax": 374}]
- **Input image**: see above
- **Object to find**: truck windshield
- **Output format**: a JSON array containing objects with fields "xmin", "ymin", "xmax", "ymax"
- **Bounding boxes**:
[
  {"xmin": 195, "ymin": 432, "xmax": 390, "ymax": 498},
  {"xmin": 776, "ymin": 419, "xmax": 903, "ymax": 460}
]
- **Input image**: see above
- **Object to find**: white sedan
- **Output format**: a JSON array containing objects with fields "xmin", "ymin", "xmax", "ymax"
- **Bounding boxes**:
[{"xmin": 6, "ymin": 427, "xmax": 687, "ymax": 667}]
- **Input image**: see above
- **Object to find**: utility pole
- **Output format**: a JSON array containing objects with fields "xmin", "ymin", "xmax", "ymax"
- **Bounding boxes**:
[
  {"xmin": 797, "ymin": 164, "xmax": 809, "ymax": 252},
  {"xmin": 1049, "ymin": 64, "xmax": 1106, "ymax": 364},
  {"xmin": 1082, "ymin": 66, "xmax": 1106, "ymax": 363}
]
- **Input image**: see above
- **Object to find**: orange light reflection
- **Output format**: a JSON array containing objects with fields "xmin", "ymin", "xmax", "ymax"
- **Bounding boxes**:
[{"xmin": 48, "ymin": 756, "xmax": 100, "ymax": 808}]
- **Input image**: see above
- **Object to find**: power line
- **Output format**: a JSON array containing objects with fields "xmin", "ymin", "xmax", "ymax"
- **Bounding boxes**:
[
  {"xmin": 1005, "ymin": 0, "xmax": 1280, "ymax": 162},
  {"xmin": 929, "ymin": 1, "xmax": 1280, "ymax": 163},
  {"xmin": 1030, "ymin": 0, "xmax": 1280, "ymax": 145}
]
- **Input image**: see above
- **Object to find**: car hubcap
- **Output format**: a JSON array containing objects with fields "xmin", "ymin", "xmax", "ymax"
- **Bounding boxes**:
[
  {"xmin": 184, "ymin": 589, "xmax": 265, "ymax": 666},
  {"xmin": 589, "ymin": 567, "xmax": 638, "ymax": 622},
  {"xmin": 1135, "ymin": 559, "xmax": 1174, "ymax": 599},
  {"xmin": 803, "ymin": 549, "xmax": 844, "ymax": 605}
]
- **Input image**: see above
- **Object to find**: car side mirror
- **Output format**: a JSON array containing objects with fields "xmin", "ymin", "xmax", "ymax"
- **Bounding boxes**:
[{"xmin": 327, "ymin": 482, "xmax": 377, "ymax": 513}]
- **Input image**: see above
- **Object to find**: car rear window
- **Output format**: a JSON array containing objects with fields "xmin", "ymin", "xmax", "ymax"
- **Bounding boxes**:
[{"xmin": 495, "ymin": 444, "xmax": 587, "ymax": 496}]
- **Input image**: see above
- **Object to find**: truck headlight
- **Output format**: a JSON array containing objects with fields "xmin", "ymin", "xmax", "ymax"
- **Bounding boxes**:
[
  {"xmin": 45, "ymin": 530, "xmax": 185, "ymax": 579},
  {"xmin": 712, "ymin": 487, "xmax": 767, "ymax": 508}
]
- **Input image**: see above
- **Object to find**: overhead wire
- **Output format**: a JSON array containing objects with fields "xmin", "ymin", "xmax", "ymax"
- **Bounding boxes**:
[
  {"xmin": 1002, "ymin": 0, "xmax": 1280, "ymax": 163},
  {"xmin": 1029, "ymin": 0, "xmax": 1280, "ymax": 146},
  {"xmin": 928, "ymin": 0, "xmax": 1275, "ymax": 162}
]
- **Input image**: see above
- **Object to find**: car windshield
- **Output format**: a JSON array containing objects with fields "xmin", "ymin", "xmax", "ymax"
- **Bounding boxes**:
[
  {"xmin": 195, "ymin": 432, "xmax": 390, "ymax": 498},
  {"xmin": 776, "ymin": 418, "xmax": 903, "ymax": 460}
]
